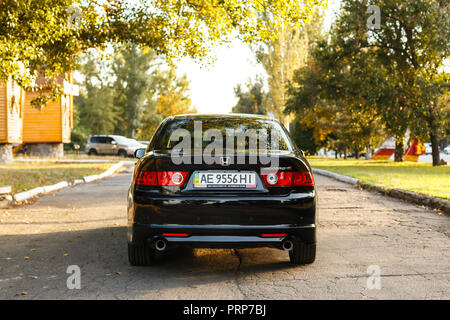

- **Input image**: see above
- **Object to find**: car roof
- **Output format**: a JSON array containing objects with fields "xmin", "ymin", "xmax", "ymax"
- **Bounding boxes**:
[
  {"xmin": 170, "ymin": 113, "xmax": 276, "ymax": 121},
  {"xmin": 89, "ymin": 134, "xmax": 126, "ymax": 138}
]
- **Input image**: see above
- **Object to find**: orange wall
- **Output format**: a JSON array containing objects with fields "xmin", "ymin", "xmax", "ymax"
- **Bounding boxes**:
[
  {"xmin": 23, "ymin": 91, "xmax": 64, "ymax": 143},
  {"xmin": 1, "ymin": 78, "xmax": 74, "ymax": 144}
]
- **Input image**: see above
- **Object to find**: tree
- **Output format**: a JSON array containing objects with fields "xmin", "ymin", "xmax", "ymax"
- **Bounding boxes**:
[
  {"xmin": 73, "ymin": 44, "xmax": 194, "ymax": 142},
  {"xmin": 290, "ymin": 121, "xmax": 322, "ymax": 155},
  {"xmin": 287, "ymin": 0, "xmax": 449, "ymax": 164},
  {"xmin": 112, "ymin": 43, "xmax": 158, "ymax": 138},
  {"xmin": 231, "ymin": 77, "xmax": 267, "ymax": 115},
  {"xmin": 1, "ymin": 0, "xmax": 326, "ymax": 106},
  {"xmin": 256, "ymin": 10, "xmax": 324, "ymax": 125},
  {"xmin": 73, "ymin": 56, "xmax": 117, "ymax": 147},
  {"xmin": 150, "ymin": 67, "xmax": 194, "ymax": 117},
  {"xmin": 285, "ymin": 53, "xmax": 333, "ymax": 150},
  {"xmin": 138, "ymin": 66, "xmax": 195, "ymax": 140},
  {"xmin": 327, "ymin": 0, "xmax": 449, "ymax": 164},
  {"xmin": 411, "ymin": 71, "xmax": 449, "ymax": 166},
  {"xmin": 285, "ymin": 29, "xmax": 385, "ymax": 157}
]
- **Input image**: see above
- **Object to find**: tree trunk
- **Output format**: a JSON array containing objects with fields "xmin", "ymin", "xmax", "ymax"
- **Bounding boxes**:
[
  {"xmin": 394, "ymin": 136, "xmax": 404, "ymax": 162},
  {"xmin": 344, "ymin": 146, "xmax": 348, "ymax": 160},
  {"xmin": 355, "ymin": 149, "xmax": 360, "ymax": 159},
  {"xmin": 429, "ymin": 103, "xmax": 441, "ymax": 166},
  {"xmin": 365, "ymin": 144, "xmax": 371, "ymax": 160},
  {"xmin": 430, "ymin": 133, "xmax": 440, "ymax": 166}
]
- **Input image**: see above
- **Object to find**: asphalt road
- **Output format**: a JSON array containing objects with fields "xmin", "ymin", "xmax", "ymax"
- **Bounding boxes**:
[{"xmin": 0, "ymin": 169, "xmax": 449, "ymax": 299}]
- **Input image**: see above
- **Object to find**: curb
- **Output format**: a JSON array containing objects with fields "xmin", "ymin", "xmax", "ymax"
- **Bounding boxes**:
[
  {"xmin": 14, "ymin": 187, "xmax": 45, "ymax": 202},
  {"xmin": 8, "ymin": 161, "xmax": 131, "ymax": 205},
  {"xmin": 312, "ymin": 168, "xmax": 450, "ymax": 214}
]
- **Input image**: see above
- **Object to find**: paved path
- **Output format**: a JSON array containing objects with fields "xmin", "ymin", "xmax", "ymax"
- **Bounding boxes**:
[{"xmin": 0, "ymin": 172, "xmax": 449, "ymax": 299}]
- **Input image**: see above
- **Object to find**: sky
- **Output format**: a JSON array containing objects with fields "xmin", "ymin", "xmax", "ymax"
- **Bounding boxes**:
[
  {"xmin": 174, "ymin": 0, "xmax": 342, "ymax": 115},
  {"xmin": 174, "ymin": 40, "xmax": 266, "ymax": 115}
]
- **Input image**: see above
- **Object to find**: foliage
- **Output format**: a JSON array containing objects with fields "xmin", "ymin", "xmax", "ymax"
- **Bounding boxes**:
[
  {"xmin": 256, "ymin": 10, "xmax": 324, "ymax": 124},
  {"xmin": 331, "ymin": 0, "xmax": 449, "ymax": 163},
  {"xmin": 287, "ymin": 0, "xmax": 449, "ymax": 164},
  {"xmin": 0, "ymin": 0, "xmax": 326, "ymax": 106},
  {"xmin": 73, "ymin": 44, "xmax": 195, "ymax": 142},
  {"xmin": 112, "ymin": 43, "xmax": 158, "ymax": 138},
  {"xmin": 73, "ymin": 56, "xmax": 117, "ymax": 146},
  {"xmin": 231, "ymin": 76, "xmax": 267, "ymax": 115},
  {"xmin": 138, "ymin": 66, "xmax": 195, "ymax": 140},
  {"xmin": 290, "ymin": 121, "xmax": 322, "ymax": 155}
]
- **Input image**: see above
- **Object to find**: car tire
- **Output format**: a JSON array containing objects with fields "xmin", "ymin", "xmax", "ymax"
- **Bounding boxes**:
[
  {"xmin": 118, "ymin": 149, "xmax": 127, "ymax": 157},
  {"xmin": 128, "ymin": 243, "xmax": 155, "ymax": 266},
  {"xmin": 289, "ymin": 242, "xmax": 316, "ymax": 265},
  {"xmin": 88, "ymin": 149, "xmax": 97, "ymax": 156}
]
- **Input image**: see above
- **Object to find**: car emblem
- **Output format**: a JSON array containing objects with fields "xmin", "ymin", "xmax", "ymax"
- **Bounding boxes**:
[{"xmin": 220, "ymin": 156, "xmax": 231, "ymax": 166}]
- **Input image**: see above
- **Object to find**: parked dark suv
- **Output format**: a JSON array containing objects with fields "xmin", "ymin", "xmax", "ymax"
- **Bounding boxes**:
[{"xmin": 127, "ymin": 114, "xmax": 317, "ymax": 265}]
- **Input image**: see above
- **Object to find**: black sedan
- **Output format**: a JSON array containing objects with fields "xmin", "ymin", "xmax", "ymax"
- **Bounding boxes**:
[{"xmin": 127, "ymin": 114, "xmax": 317, "ymax": 265}]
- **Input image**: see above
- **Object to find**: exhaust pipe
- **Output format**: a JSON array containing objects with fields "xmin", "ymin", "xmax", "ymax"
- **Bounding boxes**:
[
  {"xmin": 282, "ymin": 239, "xmax": 293, "ymax": 251},
  {"xmin": 154, "ymin": 239, "xmax": 168, "ymax": 252}
]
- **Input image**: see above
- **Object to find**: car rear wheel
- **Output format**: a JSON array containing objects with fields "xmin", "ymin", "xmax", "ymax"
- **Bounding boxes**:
[
  {"xmin": 128, "ymin": 243, "xmax": 155, "ymax": 266},
  {"xmin": 87, "ymin": 149, "xmax": 97, "ymax": 156},
  {"xmin": 118, "ymin": 149, "xmax": 127, "ymax": 157},
  {"xmin": 289, "ymin": 242, "xmax": 316, "ymax": 265}
]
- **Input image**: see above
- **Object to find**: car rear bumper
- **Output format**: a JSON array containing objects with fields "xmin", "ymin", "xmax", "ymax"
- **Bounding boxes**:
[
  {"xmin": 128, "ymin": 223, "xmax": 316, "ymax": 249},
  {"xmin": 128, "ymin": 191, "xmax": 316, "ymax": 248},
  {"xmin": 130, "ymin": 190, "xmax": 316, "ymax": 221}
]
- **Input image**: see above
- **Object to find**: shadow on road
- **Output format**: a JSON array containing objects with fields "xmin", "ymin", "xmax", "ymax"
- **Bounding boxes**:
[{"xmin": 0, "ymin": 225, "xmax": 295, "ymax": 299}]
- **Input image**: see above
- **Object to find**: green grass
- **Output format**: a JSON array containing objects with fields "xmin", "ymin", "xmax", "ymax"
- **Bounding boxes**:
[
  {"xmin": 307, "ymin": 157, "xmax": 450, "ymax": 199},
  {"xmin": 0, "ymin": 162, "xmax": 114, "ymax": 194}
]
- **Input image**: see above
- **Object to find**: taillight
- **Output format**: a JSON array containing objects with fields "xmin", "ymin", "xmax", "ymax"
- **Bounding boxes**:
[
  {"xmin": 157, "ymin": 172, "xmax": 188, "ymax": 186},
  {"xmin": 292, "ymin": 172, "xmax": 314, "ymax": 186},
  {"xmin": 135, "ymin": 171, "xmax": 157, "ymax": 185},
  {"xmin": 260, "ymin": 172, "xmax": 292, "ymax": 186},
  {"xmin": 260, "ymin": 171, "xmax": 314, "ymax": 187},
  {"xmin": 135, "ymin": 171, "xmax": 189, "ymax": 186}
]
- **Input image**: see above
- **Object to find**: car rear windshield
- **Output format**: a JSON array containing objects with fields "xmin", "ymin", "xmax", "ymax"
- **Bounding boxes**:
[{"xmin": 152, "ymin": 117, "xmax": 292, "ymax": 152}]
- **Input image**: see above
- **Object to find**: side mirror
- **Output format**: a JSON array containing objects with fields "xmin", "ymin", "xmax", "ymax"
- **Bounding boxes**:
[
  {"xmin": 111, "ymin": 140, "xmax": 117, "ymax": 145},
  {"xmin": 134, "ymin": 148, "xmax": 146, "ymax": 159}
]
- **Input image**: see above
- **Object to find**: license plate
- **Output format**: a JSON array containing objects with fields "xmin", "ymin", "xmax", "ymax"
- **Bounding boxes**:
[{"xmin": 193, "ymin": 172, "xmax": 256, "ymax": 188}]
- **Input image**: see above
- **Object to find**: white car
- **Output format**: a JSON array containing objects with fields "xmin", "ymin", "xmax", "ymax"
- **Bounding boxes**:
[
  {"xmin": 444, "ymin": 145, "xmax": 450, "ymax": 155},
  {"xmin": 85, "ymin": 135, "xmax": 146, "ymax": 157},
  {"xmin": 424, "ymin": 143, "xmax": 442, "ymax": 155}
]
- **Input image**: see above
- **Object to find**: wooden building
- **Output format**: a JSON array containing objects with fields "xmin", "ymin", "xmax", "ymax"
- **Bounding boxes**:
[
  {"xmin": 0, "ymin": 79, "xmax": 24, "ymax": 144},
  {"xmin": 0, "ymin": 79, "xmax": 24, "ymax": 163},
  {"xmin": 22, "ymin": 75, "xmax": 78, "ymax": 156}
]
